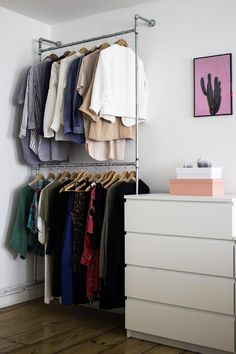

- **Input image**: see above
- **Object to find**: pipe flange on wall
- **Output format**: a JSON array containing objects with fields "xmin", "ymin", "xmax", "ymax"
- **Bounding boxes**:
[{"xmin": 134, "ymin": 14, "xmax": 156, "ymax": 27}]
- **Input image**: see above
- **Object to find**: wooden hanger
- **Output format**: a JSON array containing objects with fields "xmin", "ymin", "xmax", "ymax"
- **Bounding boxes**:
[
  {"xmin": 115, "ymin": 39, "xmax": 128, "ymax": 47},
  {"xmin": 57, "ymin": 170, "xmax": 71, "ymax": 182},
  {"xmin": 84, "ymin": 172, "xmax": 101, "ymax": 191},
  {"xmin": 46, "ymin": 171, "xmax": 55, "ymax": 181},
  {"xmin": 70, "ymin": 171, "xmax": 78, "ymax": 179},
  {"xmin": 60, "ymin": 172, "xmax": 88, "ymax": 193},
  {"xmin": 28, "ymin": 173, "xmax": 45, "ymax": 186},
  {"xmin": 79, "ymin": 47, "xmax": 88, "ymax": 54},
  {"xmin": 126, "ymin": 170, "xmax": 136, "ymax": 182},
  {"xmin": 96, "ymin": 171, "xmax": 109, "ymax": 184},
  {"xmin": 99, "ymin": 42, "xmax": 110, "ymax": 50},
  {"xmin": 119, "ymin": 171, "xmax": 129, "ymax": 182},
  {"xmin": 104, "ymin": 172, "xmax": 121, "ymax": 189},
  {"xmin": 100, "ymin": 171, "xmax": 116, "ymax": 186},
  {"xmin": 62, "ymin": 50, "xmax": 71, "ymax": 57},
  {"xmin": 46, "ymin": 53, "xmax": 59, "ymax": 61},
  {"xmin": 87, "ymin": 172, "xmax": 99, "ymax": 182},
  {"xmin": 61, "ymin": 50, "xmax": 77, "ymax": 60},
  {"xmin": 55, "ymin": 171, "xmax": 63, "ymax": 181},
  {"xmin": 74, "ymin": 181, "xmax": 87, "ymax": 191},
  {"xmin": 75, "ymin": 173, "xmax": 92, "ymax": 191}
]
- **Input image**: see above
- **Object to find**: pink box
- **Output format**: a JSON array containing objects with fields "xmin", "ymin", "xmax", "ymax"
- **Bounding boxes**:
[{"xmin": 169, "ymin": 179, "xmax": 224, "ymax": 196}]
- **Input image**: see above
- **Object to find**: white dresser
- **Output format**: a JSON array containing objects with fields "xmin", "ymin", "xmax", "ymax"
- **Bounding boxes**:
[{"xmin": 124, "ymin": 193, "xmax": 236, "ymax": 354}]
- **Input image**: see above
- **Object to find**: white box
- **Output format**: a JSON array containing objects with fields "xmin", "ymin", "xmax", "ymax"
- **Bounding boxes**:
[{"xmin": 176, "ymin": 167, "xmax": 222, "ymax": 179}]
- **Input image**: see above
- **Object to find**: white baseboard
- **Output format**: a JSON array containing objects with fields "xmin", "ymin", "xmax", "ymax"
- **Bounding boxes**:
[
  {"xmin": 0, "ymin": 282, "xmax": 44, "ymax": 308},
  {"xmin": 127, "ymin": 330, "xmax": 232, "ymax": 354}
]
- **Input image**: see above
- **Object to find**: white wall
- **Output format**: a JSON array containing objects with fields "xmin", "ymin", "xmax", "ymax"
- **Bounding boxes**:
[
  {"xmin": 52, "ymin": 0, "xmax": 236, "ymax": 193},
  {"xmin": 0, "ymin": 7, "xmax": 50, "ymax": 301}
]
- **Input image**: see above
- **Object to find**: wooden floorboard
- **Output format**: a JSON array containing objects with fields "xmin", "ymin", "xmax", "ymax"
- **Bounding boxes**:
[{"xmin": 0, "ymin": 299, "xmax": 198, "ymax": 354}]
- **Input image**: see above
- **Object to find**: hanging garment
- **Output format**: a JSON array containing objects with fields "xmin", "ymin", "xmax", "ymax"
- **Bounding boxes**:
[
  {"xmin": 92, "ymin": 183, "xmax": 107, "ymax": 250},
  {"xmin": 37, "ymin": 138, "xmax": 69, "ymax": 162},
  {"xmin": 27, "ymin": 179, "xmax": 49, "ymax": 234},
  {"xmin": 90, "ymin": 44, "xmax": 148, "ymax": 126},
  {"xmin": 79, "ymin": 55, "xmax": 135, "ymax": 141},
  {"xmin": 64, "ymin": 56, "xmax": 85, "ymax": 143},
  {"xmin": 27, "ymin": 60, "xmax": 50, "ymax": 134},
  {"xmin": 88, "ymin": 118, "xmax": 135, "ymax": 141},
  {"xmin": 46, "ymin": 182, "xmax": 70, "ymax": 297},
  {"xmin": 18, "ymin": 72, "xmax": 29, "ymax": 139},
  {"xmin": 61, "ymin": 193, "xmax": 74, "ymax": 304},
  {"xmin": 51, "ymin": 53, "xmax": 80, "ymax": 141},
  {"xmin": 38, "ymin": 180, "xmax": 62, "ymax": 304},
  {"xmin": 78, "ymin": 50, "xmax": 126, "ymax": 160},
  {"xmin": 20, "ymin": 131, "xmax": 41, "ymax": 165},
  {"xmin": 18, "ymin": 63, "xmax": 69, "ymax": 163},
  {"xmin": 84, "ymin": 117, "xmax": 126, "ymax": 160},
  {"xmin": 10, "ymin": 184, "xmax": 44, "ymax": 259},
  {"xmin": 80, "ymin": 187, "xmax": 100, "ymax": 300},
  {"xmin": 77, "ymin": 49, "xmax": 100, "ymax": 96},
  {"xmin": 71, "ymin": 192, "xmax": 90, "ymax": 304},
  {"xmin": 100, "ymin": 180, "xmax": 150, "ymax": 309},
  {"xmin": 40, "ymin": 60, "xmax": 55, "ymax": 135},
  {"xmin": 43, "ymin": 62, "xmax": 60, "ymax": 138},
  {"xmin": 99, "ymin": 181, "xmax": 122, "ymax": 279},
  {"xmin": 27, "ymin": 60, "xmax": 51, "ymax": 155},
  {"xmin": 17, "ymin": 74, "xmax": 41, "ymax": 164}
]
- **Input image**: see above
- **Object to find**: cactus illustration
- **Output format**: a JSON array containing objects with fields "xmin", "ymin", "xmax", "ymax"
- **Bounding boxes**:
[{"xmin": 200, "ymin": 73, "xmax": 221, "ymax": 115}]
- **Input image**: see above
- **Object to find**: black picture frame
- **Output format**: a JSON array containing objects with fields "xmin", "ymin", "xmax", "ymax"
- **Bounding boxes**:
[{"xmin": 193, "ymin": 53, "xmax": 233, "ymax": 117}]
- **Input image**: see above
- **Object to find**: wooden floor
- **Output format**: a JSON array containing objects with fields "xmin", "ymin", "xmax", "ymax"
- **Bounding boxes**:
[{"xmin": 0, "ymin": 299, "xmax": 197, "ymax": 354}]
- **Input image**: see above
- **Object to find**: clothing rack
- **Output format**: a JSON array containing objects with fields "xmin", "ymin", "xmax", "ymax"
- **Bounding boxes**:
[
  {"xmin": 37, "ymin": 13, "xmax": 156, "ymax": 195},
  {"xmin": 33, "ymin": 14, "xmax": 155, "ymax": 285},
  {"xmin": 33, "ymin": 161, "xmax": 136, "ymax": 172}
]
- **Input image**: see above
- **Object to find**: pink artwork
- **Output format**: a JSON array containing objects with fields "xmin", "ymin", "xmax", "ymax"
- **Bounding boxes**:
[{"xmin": 194, "ymin": 53, "xmax": 232, "ymax": 117}]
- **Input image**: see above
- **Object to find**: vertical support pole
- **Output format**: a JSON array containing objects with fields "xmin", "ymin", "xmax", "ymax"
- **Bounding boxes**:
[
  {"xmin": 34, "ymin": 44, "xmax": 43, "ymax": 284},
  {"xmin": 134, "ymin": 15, "xmax": 139, "ymax": 194},
  {"xmin": 32, "ymin": 166, "xmax": 41, "ymax": 283},
  {"xmin": 38, "ymin": 39, "xmax": 42, "ymax": 62}
]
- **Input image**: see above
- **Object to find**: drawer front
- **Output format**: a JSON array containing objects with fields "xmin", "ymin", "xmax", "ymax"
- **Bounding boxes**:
[
  {"xmin": 125, "ymin": 233, "xmax": 234, "ymax": 277},
  {"xmin": 125, "ymin": 199, "xmax": 234, "ymax": 239},
  {"xmin": 125, "ymin": 266, "xmax": 234, "ymax": 315},
  {"xmin": 126, "ymin": 298, "xmax": 235, "ymax": 352}
]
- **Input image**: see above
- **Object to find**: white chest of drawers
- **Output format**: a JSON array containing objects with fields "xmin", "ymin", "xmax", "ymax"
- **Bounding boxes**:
[{"xmin": 124, "ymin": 193, "xmax": 236, "ymax": 354}]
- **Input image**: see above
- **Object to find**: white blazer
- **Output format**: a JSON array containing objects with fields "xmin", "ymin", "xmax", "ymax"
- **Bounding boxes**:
[{"xmin": 89, "ymin": 44, "xmax": 148, "ymax": 127}]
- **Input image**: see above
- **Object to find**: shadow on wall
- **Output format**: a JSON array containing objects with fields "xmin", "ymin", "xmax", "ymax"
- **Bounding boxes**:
[
  {"xmin": 3, "ymin": 186, "xmax": 22, "ymax": 260},
  {"xmin": 9, "ymin": 67, "xmax": 29, "ymax": 164},
  {"xmin": 3, "ymin": 68, "xmax": 29, "ymax": 259}
]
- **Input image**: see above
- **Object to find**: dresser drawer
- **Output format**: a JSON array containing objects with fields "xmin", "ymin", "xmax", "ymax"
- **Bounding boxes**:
[
  {"xmin": 126, "ymin": 298, "xmax": 235, "ymax": 352},
  {"xmin": 125, "ymin": 266, "xmax": 234, "ymax": 315},
  {"xmin": 125, "ymin": 199, "xmax": 235, "ymax": 239},
  {"xmin": 125, "ymin": 233, "xmax": 234, "ymax": 277}
]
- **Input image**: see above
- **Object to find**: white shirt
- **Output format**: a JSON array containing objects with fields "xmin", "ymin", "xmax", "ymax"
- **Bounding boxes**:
[
  {"xmin": 43, "ymin": 62, "xmax": 59, "ymax": 138},
  {"xmin": 89, "ymin": 44, "xmax": 148, "ymax": 127},
  {"xmin": 51, "ymin": 53, "xmax": 80, "ymax": 140}
]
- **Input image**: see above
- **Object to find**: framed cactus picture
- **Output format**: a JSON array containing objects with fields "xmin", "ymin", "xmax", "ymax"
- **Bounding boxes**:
[{"xmin": 194, "ymin": 53, "xmax": 232, "ymax": 117}]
